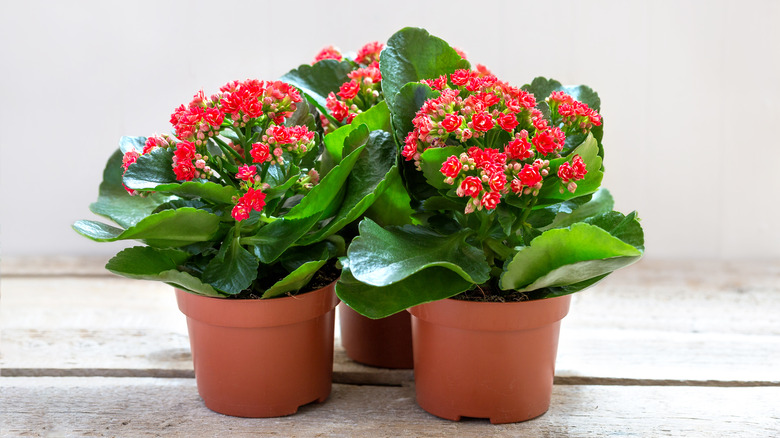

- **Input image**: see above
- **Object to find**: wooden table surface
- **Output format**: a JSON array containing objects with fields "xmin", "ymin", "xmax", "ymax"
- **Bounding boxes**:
[{"xmin": 2, "ymin": 257, "xmax": 779, "ymax": 437}]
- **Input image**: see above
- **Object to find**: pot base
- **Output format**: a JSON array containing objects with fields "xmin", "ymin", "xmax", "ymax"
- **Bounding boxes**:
[
  {"xmin": 409, "ymin": 294, "xmax": 571, "ymax": 424},
  {"xmin": 176, "ymin": 282, "xmax": 339, "ymax": 418},
  {"xmin": 339, "ymin": 303, "xmax": 414, "ymax": 369}
]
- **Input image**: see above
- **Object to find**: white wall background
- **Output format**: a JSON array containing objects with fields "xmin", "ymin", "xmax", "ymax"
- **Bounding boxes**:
[{"xmin": 1, "ymin": 0, "xmax": 778, "ymax": 259}]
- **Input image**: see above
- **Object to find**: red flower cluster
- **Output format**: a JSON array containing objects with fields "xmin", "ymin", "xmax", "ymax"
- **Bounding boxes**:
[
  {"xmin": 219, "ymin": 79, "xmax": 302, "ymax": 126},
  {"xmin": 403, "ymin": 69, "xmax": 600, "ymax": 213},
  {"xmin": 313, "ymin": 45, "xmax": 343, "ymax": 64},
  {"xmin": 231, "ymin": 187, "xmax": 267, "ymax": 221},
  {"xmin": 321, "ymin": 42, "xmax": 385, "ymax": 131},
  {"xmin": 557, "ymin": 155, "xmax": 588, "ymax": 193},
  {"xmin": 548, "ymin": 91, "xmax": 602, "ymax": 131}
]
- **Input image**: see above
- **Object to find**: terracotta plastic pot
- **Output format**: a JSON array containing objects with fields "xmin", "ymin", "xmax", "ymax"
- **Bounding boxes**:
[
  {"xmin": 408, "ymin": 294, "xmax": 572, "ymax": 424},
  {"xmin": 338, "ymin": 303, "xmax": 414, "ymax": 369},
  {"xmin": 175, "ymin": 281, "xmax": 339, "ymax": 418}
]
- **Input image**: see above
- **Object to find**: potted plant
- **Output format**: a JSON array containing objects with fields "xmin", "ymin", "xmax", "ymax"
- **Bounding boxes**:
[
  {"xmin": 281, "ymin": 42, "xmax": 416, "ymax": 369},
  {"xmin": 335, "ymin": 27, "xmax": 645, "ymax": 424},
  {"xmin": 73, "ymin": 76, "xmax": 396, "ymax": 417}
]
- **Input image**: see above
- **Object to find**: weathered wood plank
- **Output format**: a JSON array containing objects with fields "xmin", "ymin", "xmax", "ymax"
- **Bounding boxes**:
[
  {"xmin": 1, "ymin": 378, "xmax": 778, "ymax": 437},
  {"xmin": 2, "ymin": 260, "xmax": 779, "ymax": 385}
]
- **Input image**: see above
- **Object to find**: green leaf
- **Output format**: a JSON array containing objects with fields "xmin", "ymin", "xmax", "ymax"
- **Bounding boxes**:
[
  {"xmin": 336, "ymin": 264, "xmax": 473, "ymax": 319},
  {"xmin": 420, "ymin": 145, "xmax": 466, "ymax": 190},
  {"xmin": 380, "ymin": 27, "xmax": 469, "ymax": 111},
  {"xmin": 364, "ymin": 172, "xmax": 414, "ymax": 226},
  {"xmin": 105, "ymin": 246, "xmax": 223, "ymax": 297},
  {"xmin": 323, "ymin": 101, "xmax": 391, "ymax": 164},
  {"xmin": 299, "ymin": 130, "xmax": 398, "ymax": 245},
  {"xmin": 284, "ymin": 140, "xmax": 366, "ymax": 220},
  {"xmin": 88, "ymin": 148, "xmax": 174, "ymax": 228},
  {"xmin": 281, "ymin": 59, "xmax": 354, "ymax": 116},
  {"xmin": 244, "ymin": 214, "xmax": 323, "ymax": 264},
  {"xmin": 123, "ymin": 147, "xmax": 178, "ymax": 190},
  {"xmin": 347, "ymin": 218, "xmax": 489, "ymax": 287},
  {"xmin": 73, "ymin": 207, "xmax": 221, "ymax": 247},
  {"xmin": 202, "ymin": 230, "xmax": 260, "ymax": 295},
  {"xmin": 522, "ymin": 77, "xmax": 563, "ymax": 102},
  {"xmin": 147, "ymin": 181, "xmax": 238, "ymax": 204},
  {"xmin": 538, "ymin": 188, "xmax": 615, "ymax": 231},
  {"xmin": 279, "ymin": 240, "xmax": 339, "ymax": 272},
  {"xmin": 585, "ymin": 211, "xmax": 645, "ymax": 250},
  {"xmin": 500, "ymin": 222, "xmax": 643, "ymax": 292},
  {"xmin": 262, "ymin": 259, "xmax": 328, "ymax": 299}
]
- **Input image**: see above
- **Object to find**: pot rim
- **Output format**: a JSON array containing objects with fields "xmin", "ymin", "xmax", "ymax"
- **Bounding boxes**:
[
  {"xmin": 176, "ymin": 280, "xmax": 340, "ymax": 328},
  {"xmin": 408, "ymin": 294, "xmax": 572, "ymax": 331}
]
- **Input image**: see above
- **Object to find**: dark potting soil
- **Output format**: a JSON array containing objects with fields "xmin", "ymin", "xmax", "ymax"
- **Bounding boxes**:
[{"xmin": 451, "ymin": 283, "xmax": 536, "ymax": 303}]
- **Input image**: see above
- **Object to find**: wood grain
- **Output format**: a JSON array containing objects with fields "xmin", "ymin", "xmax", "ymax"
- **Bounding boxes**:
[{"xmin": 1, "ymin": 378, "xmax": 778, "ymax": 437}]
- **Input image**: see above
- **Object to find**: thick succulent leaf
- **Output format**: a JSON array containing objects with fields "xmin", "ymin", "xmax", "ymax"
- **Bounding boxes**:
[
  {"xmin": 364, "ymin": 173, "xmax": 414, "ymax": 226},
  {"xmin": 88, "ymin": 148, "xmax": 174, "ymax": 228},
  {"xmin": 281, "ymin": 59, "xmax": 355, "ymax": 116},
  {"xmin": 149, "ymin": 181, "xmax": 238, "ymax": 204},
  {"xmin": 202, "ymin": 230, "xmax": 260, "ymax": 295},
  {"xmin": 262, "ymin": 259, "xmax": 328, "ymax": 299},
  {"xmin": 123, "ymin": 147, "xmax": 177, "ymax": 189},
  {"xmin": 538, "ymin": 189, "xmax": 615, "ymax": 231},
  {"xmin": 380, "ymin": 27, "xmax": 469, "ymax": 111},
  {"xmin": 347, "ymin": 218, "xmax": 489, "ymax": 287},
  {"xmin": 535, "ymin": 273, "xmax": 610, "ymax": 299},
  {"xmin": 245, "ymin": 214, "xmax": 322, "ymax": 264},
  {"xmin": 585, "ymin": 211, "xmax": 645, "ymax": 250},
  {"xmin": 299, "ymin": 130, "xmax": 398, "ymax": 245},
  {"xmin": 283, "ymin": 141, "xmax": 365, "ymax": 221},
  {"xmin": 336, "ymin": 264, "xmax": 473, "ymax": 319},
  {"xmin": 500, "ymin": 222, "xmax": 643, "ymax": 291},
  {"xmin": 105, "ymin": 246, "xmax": 223, "ymax": 297},
  {"xmin": 323, "ymin": 101, "xmax": 390, "ymax": 164},
  {"xmin": 279, "ymin": 240, "xmax": 340, "ymax": 272},
  {"xmin": 73, "ymin": 207, "xmax": 221, "ymax": 248}
]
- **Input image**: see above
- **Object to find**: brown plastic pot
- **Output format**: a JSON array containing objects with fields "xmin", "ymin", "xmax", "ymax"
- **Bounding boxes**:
[
  {"xmin": 175, "ymin": 281, "xmax": 339, "ymax": 418},
  {"xmin": 408, "ymin": 294, "xmax": 572, "ymax": 424},
  {"xmin": 338, "ymin": 303, "xmax": 414, "ymax": 369}
]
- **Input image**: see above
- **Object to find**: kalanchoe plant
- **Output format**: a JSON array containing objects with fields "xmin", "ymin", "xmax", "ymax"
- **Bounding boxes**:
[
  {"xmin": 335, "ymin": 27, "xmax": 645, "ymax": 318},
  {"xmin": 74, "ymin": 76, "xmax": 396, "ymax": 299}
]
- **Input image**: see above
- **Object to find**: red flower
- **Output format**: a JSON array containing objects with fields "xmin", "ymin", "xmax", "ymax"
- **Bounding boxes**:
[
  {"xmin": 421, "ymin": 75, "xmax": 447, "ymax": 91},
  {"xmin": 532, "ymin": 127, "xmax": 566, "ymax": 155},
  {"xmin": 488, "ymin": 172, "xmax": 507, "ymax": 192},
  {"xmin": 313, "ymin": 46, "xmax": 342, "ymax": 64},
  {"xmin": 355, "ymin": 41, "xmax": 384, "ymax": 65},
  {"xmin": 471, "ymin": 111, "xmax": 494, "ymax": 132},
  {"xmin": 497, "ymin": 113, "xmax": 519, "ymax": 132},
  {"xmin": 236, "ymin": 165, "xmax": 256, "ymax": 182},
  {"xmin": 518, "ymin": 164, "xmax": 542, "ymax": 187},
  {"xmin": 232, "ymin": 187, "xmax": 267, "ymax": 221},
  {"xmin": 326, "ymin": 92, "xmax": 349, "ymax": 122},
  {"xmin": 440, "ymin": 156, "xmax": 463, "ymax": 178},
  {"xmin": 571, "ymin": 154, "xmax": 587, "ymax": 179},
  {"xmin": 440, "ymin": 114, "xmax": 462, "ymax": 132},
  {"xmin": 505, "ymin": 137, "xmax": 533, "ymax": 160},
  {"xmin": 457, "ymin": 176, "xmax": 483, "ymax": 198},
  {"xmin": 481, "ymin": 191, "xmax": 501, "ymax": 210},
  {"xmin": 122, "ymin": 150, "xmax": 140, "ymax": 171},
  {"xmin": 402, "ymin": 132, "xmax": 418, "ymax": 160},
  {"xmin": 250, "ymin": 143, "xmax": 271, "ymax": 163},
  {"xmin": 337, "ymin": 80, "xmax": 360, "ymax": 100},
  {"xmin": 450, "ymin": 69, "xmax": 473, "ymax": 86}
]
